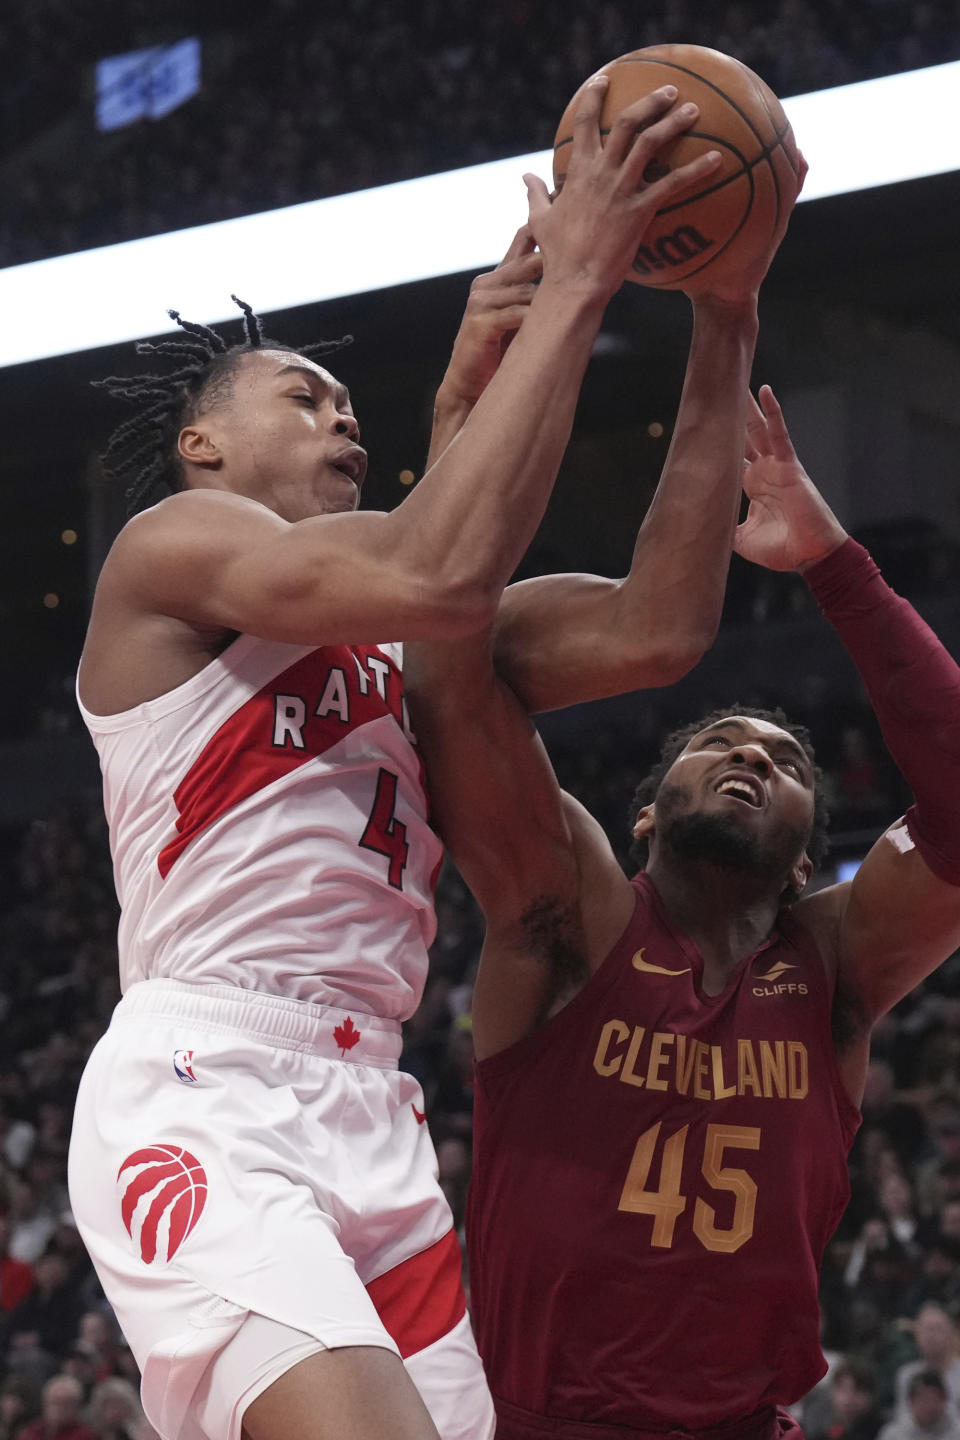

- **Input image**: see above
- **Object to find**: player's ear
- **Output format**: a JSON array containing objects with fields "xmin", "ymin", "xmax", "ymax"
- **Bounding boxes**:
[
  {"xmin": 632, "ymin": 804, "xmax": 656, "ymax": 841},
  {"xmin": 178, "ymin": 424, "xmax": 223, "ymax": 471},
  {"xmin": 784, "ymin": 851, "xmax": 814, "ymax": 903}
]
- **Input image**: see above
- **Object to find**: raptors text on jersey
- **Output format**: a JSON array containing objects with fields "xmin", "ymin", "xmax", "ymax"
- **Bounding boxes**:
[{"xmin": 78, "ymin": 637, "xmax": 442, "ymax": 1019}]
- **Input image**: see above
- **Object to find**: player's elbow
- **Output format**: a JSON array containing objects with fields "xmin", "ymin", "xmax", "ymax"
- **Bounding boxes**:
[
  {"xmin": 648, "ymin": 610, "xmax": 722, "ymax": 684},
  {"xmin": 609, "ymin": 631, "xmax": 709, "ymax": 691},
  {"xmin": 638, "ymin": 642, "xmax": 708, "ymax": 689},
  {"xmin": 664, "ymin": 643, "xmax": 710, "ymax": 684}
]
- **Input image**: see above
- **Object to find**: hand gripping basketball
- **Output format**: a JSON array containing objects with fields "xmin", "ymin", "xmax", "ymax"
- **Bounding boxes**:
[
  {"xmin": 553, "ymin": 46, "xmax": 805, "ymax": 295},
  {"xmin": 525, "ymin": 77, "xmax": 721, "ymax": 302}
]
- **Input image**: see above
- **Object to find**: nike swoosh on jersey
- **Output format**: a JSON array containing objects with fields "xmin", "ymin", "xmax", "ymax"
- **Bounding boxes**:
[
  {"xmin": 412, "ymin": 1105, "xmax": 427, "ymax": 1125},
  {"xmin": 632, "ymin": 949, "xmax": 691, "ymax": 977}
]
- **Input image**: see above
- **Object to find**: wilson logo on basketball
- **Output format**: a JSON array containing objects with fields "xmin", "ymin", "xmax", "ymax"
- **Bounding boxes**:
[
  {"xmin": 632, "ymin": 225, "xmax": 715, "ymax": 277},
  {"xmin": 117, "ymin": 1144, "xmax": 207, "ymax": 1264}
]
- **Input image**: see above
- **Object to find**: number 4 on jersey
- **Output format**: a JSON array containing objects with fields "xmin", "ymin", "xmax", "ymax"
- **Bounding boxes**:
[{"xmin": 359, "ymin": 768, "xmax": 409, "ymax": 889}]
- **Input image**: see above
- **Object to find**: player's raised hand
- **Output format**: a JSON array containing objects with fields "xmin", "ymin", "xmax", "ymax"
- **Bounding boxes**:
[
  {"xmin": 436, "ymin": 226, "xmax": 543, "ymax": 406},
  {"xmin": 524, "ymin": 77, "xmax": 722, "ymax": 300},
  {"xmin": 734, "ymin": 385, "xmax": 847, "ymax": 572}
]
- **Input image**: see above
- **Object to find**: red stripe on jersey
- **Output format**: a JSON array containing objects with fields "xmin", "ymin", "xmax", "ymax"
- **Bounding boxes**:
[
  {"xmin": 365, "ymin": 1228, "xmax": 466, "ymax": 1359},
  {"xmin": 158, "ymin": 644, "xmax": 410, "ymax": 878}
]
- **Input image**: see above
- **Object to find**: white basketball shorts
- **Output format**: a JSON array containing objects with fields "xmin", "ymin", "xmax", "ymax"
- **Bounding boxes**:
[{"xmin": 67, "ymin": 979, "xmax": 494, "ymax": 1440}]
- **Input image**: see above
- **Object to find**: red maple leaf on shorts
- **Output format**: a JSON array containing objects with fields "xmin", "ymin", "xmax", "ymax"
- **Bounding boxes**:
[{"xmin": 333, "ymin": 1016, "xmax": 361, "ymax": 1055}]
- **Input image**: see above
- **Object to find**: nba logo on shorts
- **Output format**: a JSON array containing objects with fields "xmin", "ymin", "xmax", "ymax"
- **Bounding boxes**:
[
  {"xmin": 173, "ymin": 1049, "xmax": 197, "ymax": 1083},
  {"xmin": 117, "ymin": 1144, "xmax": 208, "ymax": 1264}
]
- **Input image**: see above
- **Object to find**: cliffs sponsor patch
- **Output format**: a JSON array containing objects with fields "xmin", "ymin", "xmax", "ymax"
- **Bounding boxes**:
[{"xmin": 752, "ymin": 959, "xmax": 807, "ymax": 997}]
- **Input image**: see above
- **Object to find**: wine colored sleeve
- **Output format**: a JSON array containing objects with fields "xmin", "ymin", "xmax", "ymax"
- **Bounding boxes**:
[{"xmin": 804, "ymin": 537, "xmax": 960, "ymax": 887}]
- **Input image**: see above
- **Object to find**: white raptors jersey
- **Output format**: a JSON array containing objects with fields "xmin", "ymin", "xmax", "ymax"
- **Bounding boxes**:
[{"xmin": 77, "ymin": 636, "xmax": 443, "ymax": 1020}]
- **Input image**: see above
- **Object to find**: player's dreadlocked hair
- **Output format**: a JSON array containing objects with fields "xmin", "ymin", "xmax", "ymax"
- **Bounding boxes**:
[
  {"xmin": 94, "ymin": 295, "xmax": 353, "ymax": 517},
  {"xmin": 627, "ymin": 704, "xmax": 830, "ymax": 874}
]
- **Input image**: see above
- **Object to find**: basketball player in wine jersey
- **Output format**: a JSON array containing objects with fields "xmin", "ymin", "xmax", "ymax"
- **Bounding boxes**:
[
  {"xmin": 406, "ymin": 388, "xmax": 960, "ymax": 1440},
  {"xmin": 66, "ymin": 80, "xmax": 790, "ymax": 1440}
]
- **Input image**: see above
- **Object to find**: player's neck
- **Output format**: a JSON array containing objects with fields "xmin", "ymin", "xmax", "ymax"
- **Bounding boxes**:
[{"xmin": 646, "ymin": 856, "xmax": 783, "ymax": 982}]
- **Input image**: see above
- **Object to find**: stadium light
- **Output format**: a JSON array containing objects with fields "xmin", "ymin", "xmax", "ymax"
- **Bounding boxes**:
[{"xmin": 1, "ymin": 59, "xmax": 958, "ymax": 370}]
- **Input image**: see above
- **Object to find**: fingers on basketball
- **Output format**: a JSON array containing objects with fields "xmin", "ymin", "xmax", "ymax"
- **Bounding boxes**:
[
  {"xmin": 553, "ymin": 46, "xmax": 802, "ymax": 294},
  {"xmin": 570, "ymin": 76, "xmax": 608, "ymax": 162},
  {"xmin": 605, "ymin": 86, "xmax": 678, "ymax": 167},
  {"xmin": 639, "ymin": 147, "xmax": 722, "ymax": 209},
  {"xmin": 617, "ymin": 100, "xmax": 696, "ymax": 187}
]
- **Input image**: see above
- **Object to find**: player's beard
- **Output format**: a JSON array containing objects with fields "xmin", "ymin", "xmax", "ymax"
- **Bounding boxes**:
[{"xmin": 656, "ymin": 779, "xmax": 808, "ymax": 888}]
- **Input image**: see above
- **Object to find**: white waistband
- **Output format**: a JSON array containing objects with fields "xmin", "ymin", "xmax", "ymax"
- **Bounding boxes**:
[{"xmin": 114, "ymin": 980, "xmax": 403, "ymax": 1068}]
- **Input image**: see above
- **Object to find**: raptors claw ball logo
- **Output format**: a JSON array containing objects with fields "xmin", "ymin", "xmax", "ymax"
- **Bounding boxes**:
[{"xmin": 117, "ymin": 1144, "xmax": 207, "ymax": 1264}]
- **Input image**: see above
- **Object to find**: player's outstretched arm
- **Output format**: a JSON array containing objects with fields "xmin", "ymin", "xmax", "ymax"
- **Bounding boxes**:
[
  {"xmin": 737, "ymin": 386, "xmax": 960, "ymax": 1100},
  {"xmin": 491, "ymin": 292, "xmax": 759, "ymax": 711},
  {"xmin": 104, "ymin": 82, "xmax": 720, "ymax": 652},
  {"xmin": 484, "ymin": 158, "xmax": 807, "ymax": 714},
  {"xmin": 404, "ymin": 631, "xmax": 635, "ymax": 1060}
]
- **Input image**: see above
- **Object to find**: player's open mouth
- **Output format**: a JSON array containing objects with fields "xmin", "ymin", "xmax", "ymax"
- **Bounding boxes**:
[
  {"xmin": 331, "ymin": 447, "xmax": 367, "ymax": 486},
  {"xmin": 714, "ymin": 774, "xmax": 764, "ymax": 808}
]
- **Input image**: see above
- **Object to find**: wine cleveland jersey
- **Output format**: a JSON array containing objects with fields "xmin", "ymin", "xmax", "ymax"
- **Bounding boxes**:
[
  {"xmin": 78, "ymin": 636, "xmax": 442, "ymax": 1020},
  {"xmin": 468, "ymin": 872, "xmax": 860, "ymax": 1432}
]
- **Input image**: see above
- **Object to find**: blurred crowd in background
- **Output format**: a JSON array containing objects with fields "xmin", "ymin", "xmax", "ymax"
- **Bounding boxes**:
[{"xmin": 2, "ymin": 0, "xmax": 959, "ymax": 269}]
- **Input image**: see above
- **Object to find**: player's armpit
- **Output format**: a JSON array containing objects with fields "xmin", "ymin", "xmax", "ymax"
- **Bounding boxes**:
[
  {"xmin": 106, "ymin": 489, "xmax": 490, "ymax": 646},
  {"xmin": 473, "ymin": 794, "xmax": 635, "ymax": 1055},
  {"xmin": 836, "ymin": 818, "xmax": 960, "ymax": 1027}
]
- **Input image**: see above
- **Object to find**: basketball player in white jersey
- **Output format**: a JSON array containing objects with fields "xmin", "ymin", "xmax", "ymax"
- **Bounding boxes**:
[{"xmin": 68, "ymin": 82, "xmax": 795, "ymax": 1440}]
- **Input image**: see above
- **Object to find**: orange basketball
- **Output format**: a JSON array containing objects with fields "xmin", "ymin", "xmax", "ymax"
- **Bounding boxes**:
[{"xmin": 552, "ymin": 44, "xmax": 801, "ymax": 293}]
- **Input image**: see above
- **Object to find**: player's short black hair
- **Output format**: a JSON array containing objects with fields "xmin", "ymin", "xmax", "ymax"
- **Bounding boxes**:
[
  {"xmin": 94, "ymin": 295, "xmax": 352, "ymax": 517},
  {"xmin": 627, "ymin": 704, "xmax": 829, "ymax": 873}
]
